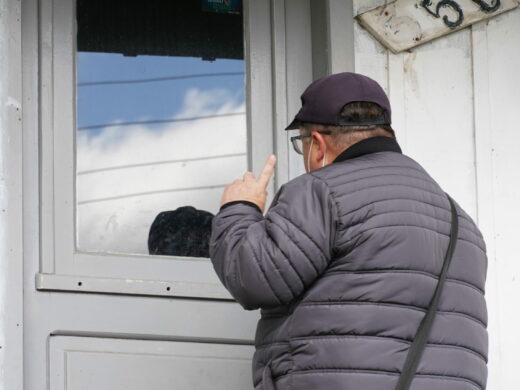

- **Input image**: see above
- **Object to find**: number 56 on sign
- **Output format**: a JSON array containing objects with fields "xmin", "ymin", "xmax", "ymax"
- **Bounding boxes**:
[{"xmin": 357, "ymin": 0, "xmax": 518, "ymax": 53}]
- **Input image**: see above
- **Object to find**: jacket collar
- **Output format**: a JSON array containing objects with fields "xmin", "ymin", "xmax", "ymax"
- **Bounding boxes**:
[{"xmin": 333, "ymin": 136, "xmax": 402, "ymax": 163}]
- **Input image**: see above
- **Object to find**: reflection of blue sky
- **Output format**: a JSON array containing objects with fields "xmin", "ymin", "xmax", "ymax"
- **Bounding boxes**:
[
  {"xmin": 77, "ymin": 53, "xmax": 245, "ymax": 137},
  {"xmin": 76, "ymin": 53, "xmax": 248, "ymax": 254}
]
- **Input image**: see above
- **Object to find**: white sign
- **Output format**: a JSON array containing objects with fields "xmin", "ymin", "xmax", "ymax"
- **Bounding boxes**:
[{"xmin": 357, "ymin": 0, "xmax": 519, "ymax": 53}]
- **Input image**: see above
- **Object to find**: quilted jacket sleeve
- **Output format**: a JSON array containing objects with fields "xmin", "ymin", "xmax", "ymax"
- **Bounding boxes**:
[{"xmin": 209, "ymin": 174, "xmax": 338, "ymax": 310}]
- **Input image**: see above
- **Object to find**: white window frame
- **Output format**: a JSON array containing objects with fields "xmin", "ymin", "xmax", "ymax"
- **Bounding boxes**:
[{"xmin": 36, "ymin": 0, "xmax": 288, "ymax": 299}]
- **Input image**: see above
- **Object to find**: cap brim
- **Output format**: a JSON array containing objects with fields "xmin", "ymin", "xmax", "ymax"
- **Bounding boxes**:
[{"xmin": 285, "ymin": 118, "xmax": 301, "ymax": 130}]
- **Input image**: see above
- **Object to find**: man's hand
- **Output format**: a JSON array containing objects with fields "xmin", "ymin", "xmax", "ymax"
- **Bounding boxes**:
[{"xmin": 220, "ymin": 155, "xmax": 277, "ymax": 213}]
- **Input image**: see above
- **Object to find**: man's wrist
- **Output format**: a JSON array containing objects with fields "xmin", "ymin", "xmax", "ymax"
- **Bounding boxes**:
[{"xmin": 219, "ymin": 200, "xmax": 262, "ymax": 214}]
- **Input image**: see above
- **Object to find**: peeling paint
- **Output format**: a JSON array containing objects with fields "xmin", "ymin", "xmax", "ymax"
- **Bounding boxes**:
[
  {"xmin": 5, "ymin": 96, "xmax": 20, "ymax": 110},
  {"xmin": 404, "ymin": 51, "xmax": 419, "ymax": 94}
]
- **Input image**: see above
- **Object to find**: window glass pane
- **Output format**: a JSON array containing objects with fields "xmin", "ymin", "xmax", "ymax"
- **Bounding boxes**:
[{"xmin": 75, "ymin": 0, "xmax": 246, "ymax": 257}]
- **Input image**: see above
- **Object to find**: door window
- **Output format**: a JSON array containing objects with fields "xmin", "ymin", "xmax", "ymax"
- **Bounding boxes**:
[{"xmin": 75, "ymin": 0, "xmax": 246, "ymax": 257}]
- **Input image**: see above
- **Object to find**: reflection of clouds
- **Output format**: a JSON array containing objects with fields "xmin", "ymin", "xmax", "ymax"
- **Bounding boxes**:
[{"xmin": 77, "ymin": 88, "xmax": 247, "ymax": 255}]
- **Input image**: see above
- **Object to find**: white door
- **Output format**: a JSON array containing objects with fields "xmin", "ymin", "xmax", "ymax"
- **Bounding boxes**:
[{"xmin": 21, "ymin": 0, "xmax": 317, "ymax": 389}]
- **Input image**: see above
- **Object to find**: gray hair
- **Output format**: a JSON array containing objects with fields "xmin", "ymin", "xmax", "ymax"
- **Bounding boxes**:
[{"xmin": 301, "ymin": 102, "xmax": 396, "ymax": 152}]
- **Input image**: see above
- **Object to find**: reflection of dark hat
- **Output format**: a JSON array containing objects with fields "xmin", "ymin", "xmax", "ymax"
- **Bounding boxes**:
[
  {"xmin": 285, "ymin": 72, "xmax": 392, "ymax": 130},
  {"xmin": 148, "ymin": 206, "xmax": 214, "ymax": 258}
]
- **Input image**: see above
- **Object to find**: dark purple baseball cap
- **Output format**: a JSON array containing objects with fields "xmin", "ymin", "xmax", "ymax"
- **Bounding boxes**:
[{"xmin": 285, "ymin": 72, "xmax": 392, "ymax": 130}]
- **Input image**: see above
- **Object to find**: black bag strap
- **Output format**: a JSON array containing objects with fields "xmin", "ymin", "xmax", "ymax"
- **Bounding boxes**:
[{"xmin": 394, "ymin": 193, "xmax": 459, "ymax": 390}]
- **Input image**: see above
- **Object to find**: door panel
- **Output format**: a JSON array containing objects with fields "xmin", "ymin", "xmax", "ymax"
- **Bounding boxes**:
[{"xmin": 50, "ymin": 336, "xmax": 254, "ymax": 390}]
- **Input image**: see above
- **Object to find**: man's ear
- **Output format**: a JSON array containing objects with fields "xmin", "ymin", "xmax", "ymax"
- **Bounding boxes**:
[{"xmin": 311, "ymin": 131, "xmax": 327, "ymax": 163}]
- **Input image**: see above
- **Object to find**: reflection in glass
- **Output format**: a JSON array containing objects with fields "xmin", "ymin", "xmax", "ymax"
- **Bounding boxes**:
[
  {"xmin": 148, "ymin": 206, "xmax": 214, "ymax": 258},
  {"xmin": 76, "ymin": 0, "xmax": 246, "ymax": 256}
]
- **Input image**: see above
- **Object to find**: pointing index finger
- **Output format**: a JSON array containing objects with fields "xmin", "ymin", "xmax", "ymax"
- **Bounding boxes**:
[{"xmin": 257, "ymin": 155, "xmax": 276, "ymax": 188}]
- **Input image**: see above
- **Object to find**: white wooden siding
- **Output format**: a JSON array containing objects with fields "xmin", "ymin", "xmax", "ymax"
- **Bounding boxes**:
[
  {"xmin": 477, "ymin": 9, "xmax": 520, "ymax": 388},
  {"xmin": 354, "ymin": 1, "xmax": 520, "ymax": 389}
]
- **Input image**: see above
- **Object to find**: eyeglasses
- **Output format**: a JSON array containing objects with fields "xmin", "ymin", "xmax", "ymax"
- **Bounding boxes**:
[{"xmin": 290, "ymin": 131, "xmax": 332, "ymax": 155}]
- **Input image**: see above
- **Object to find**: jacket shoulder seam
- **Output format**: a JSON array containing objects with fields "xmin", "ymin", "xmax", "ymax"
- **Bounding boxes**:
[{"xmin": 308, "ymin": 172, "xmax": 340, "ymax": 255}]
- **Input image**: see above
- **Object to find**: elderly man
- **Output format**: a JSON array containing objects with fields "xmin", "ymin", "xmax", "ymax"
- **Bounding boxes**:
[{"xmin": 210, "ymin": 72, "xmax": 487, "ymax": 390}]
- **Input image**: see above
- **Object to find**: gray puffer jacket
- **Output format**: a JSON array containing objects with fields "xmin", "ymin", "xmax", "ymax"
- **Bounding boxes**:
[{"xmin": 210, "ymin": 137, "xmax": 487, "ymax": 390}]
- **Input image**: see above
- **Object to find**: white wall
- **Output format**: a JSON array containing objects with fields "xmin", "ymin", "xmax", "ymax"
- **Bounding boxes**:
[
  {"xmin": 0, "ymin": 0, "xmax": 23, "ymax": 388},
  {"xmin": 353, "ymin": 1, "xmax": 520, "ymax": 389},
  {"xmin": 477, "ymin": 9, "xmax": 520, "ymax": 387}
]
